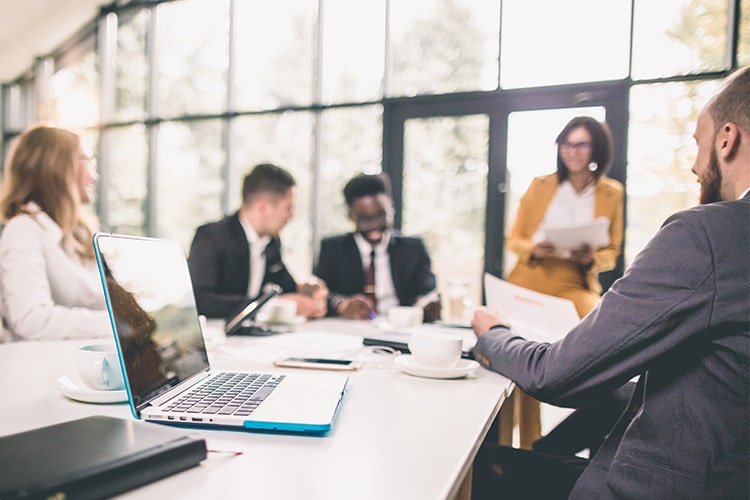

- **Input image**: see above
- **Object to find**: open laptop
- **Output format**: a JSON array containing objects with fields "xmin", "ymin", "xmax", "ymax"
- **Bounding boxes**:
[{"xmin": 93, "ymin": 232, "xmax": 348, "ymax": 434}]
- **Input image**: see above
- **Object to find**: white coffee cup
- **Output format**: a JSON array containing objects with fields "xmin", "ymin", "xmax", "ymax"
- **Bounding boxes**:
[
  {"xmin": 76, "ymin": 343, "xmax": 125, "ymax": 391},
  {"xmin": 388, "ymin": 306, "xmax": 424, "ymax": 329},
  {"xmin": 407, "ymin": 333, "xmax": 462, "ymax": 369},
  {"xmin": 266, "ymin": 298, "xmax": 298, "ymax": 324}
]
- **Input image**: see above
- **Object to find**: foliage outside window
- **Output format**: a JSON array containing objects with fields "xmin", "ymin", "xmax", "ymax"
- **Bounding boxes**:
[
  {"xmin": 115, "ymin": 8, "xmax": 149, "ymax": 122},
  {"xmin": 156, "ymin": 120, "xmax": 225, "ymax": 247},
  {"xmin": 318, "ymin": 105, "xmax": 383, "ymax": 238},
  {"xmin": 233, "ymin": 0, "xmax": 317, "ymax": 111},
  {"xmin": 388, "ymin": 0, "xmax": 499, "ymax": 96},
  {"xmin": 500, "ymin": 0, "xmax": 630, "ymax": 88},
  {"xmin": 156, "ymin": 0, "xmax": 229, "ymax": 117},
  {"xmin": 102, "ymin": 125, "xmax": 149, "ymax": 236},
  {"xmin": 321, "ymin": 0, "xmax": 386, "ymax": 104},
  {"xmin": 47, "ymin": 51, "xmax": 99, "ymax": 127},
  {"xmin": 631, "ymin": 0, "xmax": 732, "ymax": 79},
  {"xmin": 231, "ymin": 112, "xmax": 315, "ymax": 280}
]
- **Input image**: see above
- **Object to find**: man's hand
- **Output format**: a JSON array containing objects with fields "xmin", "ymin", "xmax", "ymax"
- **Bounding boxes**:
[
  {"xmin": 298, "ymin": 278, "xmax": 328, "ymax": 299},
  {"xmin": 336, "ymin": 295, "xmax": 375, "ymax": 320},
  {"xmin": 422, "ymin": 300, "xmax": 442, "ymax": 322},
  {"xmin": 285, "ymin": 293, "xmax": 327, "ymax": 319},
  {"xmin": 471, "ymin": 308, "xmax": 510, "ymax": 337}
]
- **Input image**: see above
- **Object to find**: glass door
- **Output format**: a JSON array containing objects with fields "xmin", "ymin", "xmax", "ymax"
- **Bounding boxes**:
[
  {"xmin": 382, "ymin": 81, "xmax": 628, "ymax": 317},
  {"xmin": 503, "ymin": 106, "xmax": 606, "ymax": 274},
  {"xmin": 401, "ymin": 114, "xmax": 489, "ymax": 320}
]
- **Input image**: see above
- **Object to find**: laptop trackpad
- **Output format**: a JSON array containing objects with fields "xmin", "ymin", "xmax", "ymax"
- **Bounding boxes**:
[{"xmin": 249, "ymin": 381, "xmax": 343, "ymax": 424}]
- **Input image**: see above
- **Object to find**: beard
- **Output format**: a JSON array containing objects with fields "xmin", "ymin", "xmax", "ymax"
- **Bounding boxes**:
[{"xmin": 699, "ymin": 145, "xmax": 723, "ymax": 205}]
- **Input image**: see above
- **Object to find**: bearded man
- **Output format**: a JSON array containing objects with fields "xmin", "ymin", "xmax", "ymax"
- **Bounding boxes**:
[{"xmin": 471, "ymin": 66, "xmax": 750, "ymax": 500}]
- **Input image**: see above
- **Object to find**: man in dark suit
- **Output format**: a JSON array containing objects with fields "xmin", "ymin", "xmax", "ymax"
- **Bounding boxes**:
[
  {"xmin": 188, "ymin": 163, "xmax": 327, "ymax": 320},
  {"xmin": 314, "ymin": 174, "xmax": 440, "ymax": 321},
  {"xmin": 470, "ymin": 67, "xmax": 750, "ymax": 499}
]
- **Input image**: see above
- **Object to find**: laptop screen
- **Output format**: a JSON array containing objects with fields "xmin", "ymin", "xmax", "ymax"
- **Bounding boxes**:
[{"xmin": 93, "ymin": 233, "xmax": 210, "ymax": 409}]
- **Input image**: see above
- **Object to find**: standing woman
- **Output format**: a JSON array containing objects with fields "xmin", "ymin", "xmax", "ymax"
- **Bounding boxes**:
[
  {"xmin": 0, "ymin": 126, "xmax": 111, "ymax": 341},
  {"xmin": 505, "ymin": 116, "xmax": 624, "ymax": 447}
]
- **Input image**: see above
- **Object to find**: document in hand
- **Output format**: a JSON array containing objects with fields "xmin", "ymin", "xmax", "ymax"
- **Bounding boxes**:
[
  {"xmin": 483, "ymin": 273, "xmax": 580, "ymax": 343},
  {"xmin": 544, "ymin": 217, "xmax": 610, "ymax": 251},
  {"xmin": 0, "ymin": 415, "xmax": 207, "ymax": 500}
]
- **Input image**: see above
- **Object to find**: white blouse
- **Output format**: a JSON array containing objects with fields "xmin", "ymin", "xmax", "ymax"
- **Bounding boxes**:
[{"xmin": 0, "ymin": 205, "xmax": 111, "ymax": 341}]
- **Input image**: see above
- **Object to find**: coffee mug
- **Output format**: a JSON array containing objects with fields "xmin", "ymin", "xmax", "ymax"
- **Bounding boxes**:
[
  {"xmin": 76, "ymin": 344, "xmax": 125, "ymax": 391},
  {"xmin": 407, "ymin": 333, "xmax": 462, "ymax": 369},
  {"xmin": 266, "ymin": 298, "xmax": 298, "ymax": 324},
  {"xmin": 388, "ymin": 306, "xmax": 424, "ymax": 329}
]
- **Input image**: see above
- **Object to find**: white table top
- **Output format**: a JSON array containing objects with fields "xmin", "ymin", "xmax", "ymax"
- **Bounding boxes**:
[{"xmin": 0, "ymin": 318, "xmax": 511, "ymax": 500}]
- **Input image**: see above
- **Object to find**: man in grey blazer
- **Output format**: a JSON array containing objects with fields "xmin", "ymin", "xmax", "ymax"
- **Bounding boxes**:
[{"xmin": 471, "ymin": 67, "xmax": 750, "ymax": 499}]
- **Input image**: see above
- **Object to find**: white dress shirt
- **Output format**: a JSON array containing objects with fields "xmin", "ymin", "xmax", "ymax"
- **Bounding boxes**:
[
  {"xmin": 239, "ymin": 216, "xmax": 270, "ymax": 298},
  {"xmin": 353, "ymin": 231, "xmax": 398, "ymax": 315},
  {"xmin": 0, "ymin": 204, "xmax": 110, "ymax": 341},
  {"xmin": 537, "ymin": 180, "xmax": 596, "ymax": 233}
]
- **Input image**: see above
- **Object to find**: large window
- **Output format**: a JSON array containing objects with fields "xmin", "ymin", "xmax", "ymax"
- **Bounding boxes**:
[
  {"xmin": 156, "ymin": 0, "xmax": 229, "ymax": 117},
  {"xmin": 115, "ymin": 9, "xmax": 149, "ymax": 122},
  {"xmin": 626, "ymin": 81, "xmax": 720, "ymax": 263},
  {"xmin": 233, "ymin": 0, "xmax": 317, "ymax": 111},
  {"xmin": 1, "ymin": 0, "xmax": 745, "ymax": 291},
  {"xmin": 401, "ymin": 114, "xmax": 489, "ymax": 318},
  {"xmin": 631, "ymin": 0, "xmax": 734, "ymax": 79},
  {"xmin": 387, "ymin": 0, "xmax": 500, "ymax": 96}
]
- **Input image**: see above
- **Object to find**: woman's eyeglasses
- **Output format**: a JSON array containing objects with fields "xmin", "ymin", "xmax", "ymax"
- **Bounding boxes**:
[{"xmin": 560, "ymin": 141, "xmax": 592, "ymax": 152}]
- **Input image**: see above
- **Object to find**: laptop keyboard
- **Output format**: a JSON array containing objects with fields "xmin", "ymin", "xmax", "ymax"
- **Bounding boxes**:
[{"xmin": 164, "ymin": 372, "xmax": 285, "ymax": 417}]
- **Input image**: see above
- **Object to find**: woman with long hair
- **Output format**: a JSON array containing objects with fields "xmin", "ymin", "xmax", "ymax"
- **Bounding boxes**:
[{"xmin": 0, "ymin": 125, "xmax": 110, "ymax": 340}]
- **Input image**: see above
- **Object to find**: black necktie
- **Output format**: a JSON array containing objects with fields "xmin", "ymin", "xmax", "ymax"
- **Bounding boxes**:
[{"xmin": 364, "ymin": 249, "xmax": 376, "ymax": 311}]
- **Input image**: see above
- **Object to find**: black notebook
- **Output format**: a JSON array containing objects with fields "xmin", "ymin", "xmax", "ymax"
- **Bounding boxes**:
[{"xmin": 0, "ymin": 415, "xmax": 207, "ymax": 500}]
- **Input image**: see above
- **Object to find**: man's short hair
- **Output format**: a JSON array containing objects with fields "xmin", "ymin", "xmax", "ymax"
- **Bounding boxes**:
[
  {"xmin": 709, "ymin": 66, "xmax": 750, "ymax": 135},
  {"xmin": 242, "ymin": 163, "xmax": 296, "ymax": 204},
  {"xmin": 343, "ymin": 173, "xmax": 391, "ymax": 206}
]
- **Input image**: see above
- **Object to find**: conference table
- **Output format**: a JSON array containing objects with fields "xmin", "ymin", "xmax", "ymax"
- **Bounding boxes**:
[{"xmin": 0, "ymin": 318, "xmax": 513, "ymax": 500}]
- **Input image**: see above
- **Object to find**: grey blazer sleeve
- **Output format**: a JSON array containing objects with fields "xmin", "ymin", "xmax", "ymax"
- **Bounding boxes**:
[{"xmin": 474, "ymin": 206, "xmax": 740, "ymax": 407}]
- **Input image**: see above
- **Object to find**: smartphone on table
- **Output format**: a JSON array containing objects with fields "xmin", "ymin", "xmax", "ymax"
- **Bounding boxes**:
[{"xmin": 273, "ymin": 357, "xmax": 362, "ymax": 371}]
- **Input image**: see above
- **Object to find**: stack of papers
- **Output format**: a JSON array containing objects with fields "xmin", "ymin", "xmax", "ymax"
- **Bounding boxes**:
[
  {"xmin": 544, "ymin": 217, "xmax": 610, "ymax": 251},
  {"xmin": 483, "ymin": 273, "xmax": 580, "ymax": 343}
]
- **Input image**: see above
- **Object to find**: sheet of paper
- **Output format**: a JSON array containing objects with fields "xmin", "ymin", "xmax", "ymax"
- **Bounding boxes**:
[
  {"xmin": 483, "ymin": 273, "xmax": 580, "ymax": 343},
  {"xmin": 544, "ymin": 217, "xmax": 610, "ymax": 251}
]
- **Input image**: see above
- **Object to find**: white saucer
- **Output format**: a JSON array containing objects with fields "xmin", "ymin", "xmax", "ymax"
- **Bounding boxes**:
[
  {"xmin": 54, "ymin": 376, "xmax": 128, "ymax": 404},
  {"xmin": 394, "ymin": 356, "xmax": 479, "ymax": 379}
]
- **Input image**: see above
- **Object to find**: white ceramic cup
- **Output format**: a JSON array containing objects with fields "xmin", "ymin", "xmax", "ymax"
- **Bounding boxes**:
[
  {"xmin": 388, "ymin": 306, "xmax": 424, "ymax": 329},
  {"xmin": 266, "ymin": 298, "xmax": 298, "ymax": 324},
  {"xmin": 407, "ymin": 333, "xmax": 463, "ymax": 369},
  {"xmin": 76, "ymin": 343, "xmax": 125, "ymax": 391}
]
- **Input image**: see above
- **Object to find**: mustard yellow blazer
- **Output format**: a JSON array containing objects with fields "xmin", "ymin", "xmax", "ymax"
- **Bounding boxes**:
[{"xmin": 506, "ymin": 173, "xmax": 624, "ymax": 295}]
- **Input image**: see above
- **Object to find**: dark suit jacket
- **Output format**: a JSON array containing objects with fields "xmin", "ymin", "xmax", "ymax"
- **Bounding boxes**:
[
  {"xmin": 474, "ymin": 193, "xmax": 750, "ymax": 499},
  {"xmin": 314, "ymin": 233, "xmax": 436, "ymax": 314},
  {"xmin": 187, "ymin": 212, "xmax": 296, "ymax": 319}
]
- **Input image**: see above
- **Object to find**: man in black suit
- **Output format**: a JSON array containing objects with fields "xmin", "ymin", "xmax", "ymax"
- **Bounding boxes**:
[
  {"xmin": 188, "ymin": 163, "xmax": 327, "ymax": 320},
  {"xmin": 314, "ymin": 173, "xmax": 440, "ymax": 321},
  {"xmin": 471, "ymin": 67, "xmax": 750, "ymax": 499}
]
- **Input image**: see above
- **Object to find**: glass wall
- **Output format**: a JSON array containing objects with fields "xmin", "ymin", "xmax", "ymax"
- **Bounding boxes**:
[
  {"xmin": 499, "ymin": 0, "xmax": 631, "ymax": 88},
  {"xmin": 0, "ymin": 0, "xmax": 746, "ymax": 291},
  {"xmin": 401, "ymin": 114, "xmax": 489, "ymax": 319},
  {"xmin": 387, "ymin": 0, "xmax": 500, "ymax": 96}
]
